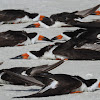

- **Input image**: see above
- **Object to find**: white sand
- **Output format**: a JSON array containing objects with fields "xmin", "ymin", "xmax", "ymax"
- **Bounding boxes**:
[{"xmin": 0, "ymin": 0, "xmax": 100, "ymax": 100}]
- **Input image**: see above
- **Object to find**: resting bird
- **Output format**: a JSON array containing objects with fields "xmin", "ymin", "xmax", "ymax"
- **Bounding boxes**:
[
  {"xmin": 0, "ymin": 30, "xmax": 52, "ymax": 47},
  {"xmin": 11, "ymin": 28, "xmax": 100, "ymax": 60},
  {"xmin": 3, "ymin": 70, "xmax": 100, "ymax": 98},
  {"xmin": 51, "ymin": 28, "xmax": 100, "ymax": 45},
  {"xmin": 25, "ymin": 4, "xmax": 100, "ymax": 28},
  {"xmin": 0, "ymin": 60, "xmax": 64, "ymax": 85},
  {"xmin": 0, "ymin": 9, "xmax": 45, "ymax": 24}
]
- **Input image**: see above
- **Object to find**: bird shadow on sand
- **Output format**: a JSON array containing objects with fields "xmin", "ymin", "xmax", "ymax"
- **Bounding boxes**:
[{"xmin": 6, "ymin": 88, "xmax": 40, "ymax": 92}]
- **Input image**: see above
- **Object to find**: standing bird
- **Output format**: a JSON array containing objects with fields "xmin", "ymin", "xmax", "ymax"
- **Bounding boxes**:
[
  {"xmin": 0, "ymin": 9, "xmax": 45, "ymax": 24},
  {"xmin": 3, "ymin": 70, "xmax": 100, "ymax": 98},
  {"xmin": 0, "ymin": 30, "xmax": 52, "ymax": 47},
  {"xmin": 25, "ymin": 4, "xmax": 100, "ymax": 28}
]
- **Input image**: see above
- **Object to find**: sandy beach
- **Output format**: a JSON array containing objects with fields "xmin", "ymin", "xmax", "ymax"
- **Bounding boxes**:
[{"xmin": 0, "ymin": 0, "xmax": 100, "ymax": 100}]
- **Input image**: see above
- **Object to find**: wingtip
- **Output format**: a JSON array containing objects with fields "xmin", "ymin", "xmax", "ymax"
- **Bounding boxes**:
[
  {"xmin": 44, "ymin": 60, "xmax": 64, "ymax": 72},
  {"xmin": 76, "ymin": 4, "xmax": 100, "ymax": 18},
  {"xmin": 0, "ymin": 62, "xmax": 3, "ymax": 65}
]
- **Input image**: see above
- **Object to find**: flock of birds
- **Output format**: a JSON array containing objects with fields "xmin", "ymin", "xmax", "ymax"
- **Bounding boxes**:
[{"xmin": 0, "ymin": 4, "xmax": 100, "ymax": 98}]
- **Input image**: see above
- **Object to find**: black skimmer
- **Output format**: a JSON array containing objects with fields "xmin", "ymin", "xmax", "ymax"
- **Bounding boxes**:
[
  {"xmin": 51, "ymin": 28, "xmax": 100, "ymax": 45},
  {"xmin": 25, "ymin": 4, "xmax": 100, "ymax": 28},
  {"xmin": 0, "ymin": 9, "xmax": 45, "ymax": 24},
  {"xmin": 11, "ymin": 32, "xmax": 100, "ymax": 60},
  {"xmin": 91, "ymin": 10, "xmax": 100, "ymax": 15},
  {"xmin": 3, "ymin": 70, "xmax": 100, "ymax": 98},
  {"xmin": 10, "ymin": 44, "xmax": 68, "ymax": 60},
  {"xmin": 0, "ymin": 60, "xmax": 64, "ymax": 85},
  {"xmin": 0, "ymin": 30, "xmax": 52, "ymax": 47}
]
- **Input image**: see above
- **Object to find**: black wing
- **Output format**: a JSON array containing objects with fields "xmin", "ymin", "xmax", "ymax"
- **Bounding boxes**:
[
  {"xmin": 76, "ymin": 4, "xmax": 100, "ymax": 18},
  {"xmin": 0, "ymin": 9, "xmax": 27, "ymax": 22},
  {"xmin": 3, "ymin": 70, "xmax": 44, "ymax": 86},
  {"xmin": 0, "ymin": 30, "xmax": 27, "ymax": 47},
  {"xmin": 26, "ymin": 60, "xmax": 64, "ymax": 76},
  {"xmin": 14, "ymin": 74, "xmax": 82, "ymax": 98}
]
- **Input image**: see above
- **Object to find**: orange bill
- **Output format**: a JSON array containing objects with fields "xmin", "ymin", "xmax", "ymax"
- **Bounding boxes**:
[
  {"xmin": 98, "ymin": 82, "xmax": 100, "ymax": 88},
  {"xmin": 38, "ymin": 35, "xmax": 52, "ymax": 42},
  {"xmin": 51, "ymin": 35, "xmax": 63, "ymax": 41},
  {"xmin": 95, "ymin": 11, "xmax": 100, "ymax": 15},
  {"xmin": 40, "ymin": 15, "xmax": 45, "ymax": 21},
  {"xmin": 34, "ymin": 22, "xmax": 40, "ymax": 28},
  {"xmin": 71, "ymin": 91, "xmax": 82, "ymax": 94},
  {"xmin": 21, "ymin": 53, "xmax": 29, "ymax": 59},
  {"xmin": 56, "ymin": 35, "xmax": 63, "ymax": 39},
  {"xmin": 56, "ymin": 58, "xmax": 68, "ymax": 60},
  {"xmin": 17, "ymin": 44, "xmax": 25, "ymax": 46},
  {"xmin": 38, "ymin": 35, "xmax": 45, "ymax": 40}
]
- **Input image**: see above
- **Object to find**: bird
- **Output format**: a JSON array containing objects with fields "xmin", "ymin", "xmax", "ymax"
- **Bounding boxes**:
[
  {"xmin": 91, "ymin": 10, "xmax": 100, "ymax": 15},
  {"xmin": 11, "ymin": 29, "xmax": 100, "ymax": 60},
  {"xmin": 0, "ymin": 30, "xmax": 52, "ymax": 47},
  {"xmin": 3, "ymin": 70, "xmax": 100, "ymax": 98},
  {"xmin": 10, "ymin": 44, "xmax": 68, "ymax": 60},
  {"xmin": 51, "ymin": 28, "xmax": 86, "ymax": 41},
  {"xmin": 0, "ymin": 60, "xmax": 64, "ymax": 85},
  {"xmin": 25, "ymin": 4, "xmax": 100, "ymax": 28},
  {"xmin": 0, "ymin": 9, "xmax": 45, "ymax": 24},
  {"xmin": 51, "ymin": 28, "xmax": 100, "ymax": 45}
]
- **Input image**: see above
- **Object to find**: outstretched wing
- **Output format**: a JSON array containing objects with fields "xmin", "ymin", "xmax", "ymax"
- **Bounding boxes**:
[
  {"xmin": 26, "ymin": 60, "xmax": 64, "ymax": 76},
  {"xmin": 76, "ymin": 4, "xmax": 100, "ymax": 18},
  {"xmin": 14, "ymin": 74, "xmax": 82, "ymax": 98},
  {"xmin": 3, "ymin": 70, "xmax": 44, "ymax": 87}
]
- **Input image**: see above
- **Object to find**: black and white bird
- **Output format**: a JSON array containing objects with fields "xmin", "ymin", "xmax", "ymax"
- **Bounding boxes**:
[
  {"xmin": 25, "ymin": 4, "xmax": 100, "ymax": 28},
  {"xmin": 0, "ymin": 9, "xmax": 45, "ymax": 24},
  {"xmin": 0, "ymin": 30, "xmax": 52, "ymax": 47},
  {"xmin": 0, "ymin": 60, "xmax": 64, "ymax": 85},
  {"xmin": 3, "ymin": 70, "xmax": 100, "ymax": 98},
  {"xmin": 51, "ymin": 28, "xmax": 100, "ymax": 45},
  {"xmin": 11, "ymin": 28, "xmax": 100, "ymax": 60}
]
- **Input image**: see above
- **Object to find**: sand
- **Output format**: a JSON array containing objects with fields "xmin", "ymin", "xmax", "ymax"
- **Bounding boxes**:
[{"xmin": 0, "ymin": 0, "xmax": 100, "ymax": 100}]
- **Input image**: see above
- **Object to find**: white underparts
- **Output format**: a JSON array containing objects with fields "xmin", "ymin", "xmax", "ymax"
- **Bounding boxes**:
[
  {"xmin": 86, "ymin": 80, "xmax": 99, "ymax": 92},
  {"xmin": 6, "ymin": 15, "xmax": 33, "ymax": 24},
  {"xmin": 16, "ymin": 37, "xmax": 31, "ymax": 46},
  {"xmin": 41, "ymin": 46, "xmax": 57, "ymax": 59},
  {"xmin": 97, "ymin": 34, "xmax": 100, "ymax": 39},
  {"xmin": 61, "ymin": 33, "xmax": 71, "ymax": 41},
  {"xmin": 21, "ymin": 71, "xmax": 28, "ymax": 76},
  {"xmin": 41, "ymin": 45, "xmax": 67, "ymax": 60},
  {"xmin": 39, "ymin": 21, "xmax": 50, "ymax": 28},
  {"xmin": 27, "ymin": 52, "xmax": 38, "ymax": 59},
  {"xmin": 31, "ymin": 34, "xmax": 39, "ymax": 44},
  {"xmin": 74, "ymin": 80, "xmax": 99, "ymax": 92},
  {"xmin": 51, "ymin": 21, "xmax": 67, "ymax": 28},
  {"xmin": 39, "ymin": 78, "xmax": 58, "ymax": 93},
  {"xmin": 33, "ymin": 14, "xmax": 40, "ymax": 22}
]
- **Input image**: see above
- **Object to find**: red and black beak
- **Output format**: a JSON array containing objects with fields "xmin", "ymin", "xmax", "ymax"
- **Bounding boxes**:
[
  {"xmin": 91, "ymin": 11, "xmax": 100, "ymax": 15},
  {"xmin": 39, "ymin": 15, "xmax": 45, "ymax": 21},
  {"xmin": 11, "ymin": 53, "xmax": 29, "ymax": 59},
  {"xmin": 25, "ymin": 22, "xmax": 40, "ymax": 28},
  {"xmin": 38, "ymin": 35, "xmax": 53, "ymax": 42},
  {"xmin": 98, "ymin": 82, "xmax": 100, "ymax": 88},
  {"xmin": 51, "ymin": 35, "xmax": 63, "ymax": 41}
]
